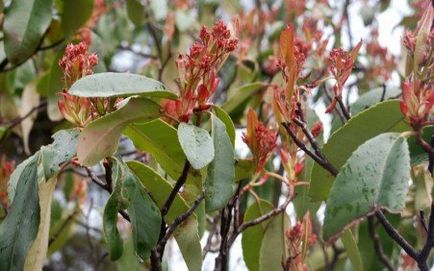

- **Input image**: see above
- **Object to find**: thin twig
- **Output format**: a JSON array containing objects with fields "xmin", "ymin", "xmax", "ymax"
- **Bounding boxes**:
[
  {"xmin": 367, "ymin": 216, "xmax": 395, "ymax": 271},
  {"xmin": 156, "ymin": 192, "xmax": 205, "ymax": 255},
  {"xmin": 160, "ymin": 162, "xmax": 190, "ymax": 217},
  {"xmin": 375, "ymin": 210, "xmax": 418, "ymax": 259}
]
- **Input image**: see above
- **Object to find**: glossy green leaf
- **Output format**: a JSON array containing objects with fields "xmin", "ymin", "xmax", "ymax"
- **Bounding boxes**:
[
  {"xmin": 124, "ymin": 119, "xmax": 201, "ymax": 183},
  {"xmin": 242, "ymin": 200, "xmax": 274, "ymax": 271},
  {"xmin": 0, "ymin": 156, "xmax": 39, "ymax": 271},
  {"xmin": 127, "ymin": 161, "xmax": 202, "ymax": 271},
  {"xmin": 213, "ymin": 105, "xmax": 236, "ymax": 146},
  {"xmin": 8, "ymin": 129, "xmax": 79, "ymax": 201},
  {"xmin": 323, "ymin": 133, "xmax": 411, "ymax": 240},
  {"xmin": 69, "ymin": 72, "xmax": 177, "ymax": 99},
  {"xmin": 205, "ymin": 115, "xmax": 235, "ymax": 212},
  {"xmin": 40, "ymin": 129, "xmax": 79, "ymax": 180},
  {"xmin": 222, "ymin": 82, "xmax": 266, "ymax": 114},
  {"xmin": 77, "ymin": 98, "xmax": 161, "ymax": 166},
  {"xmin": 126, "ymin": 0, "xmax": 145, "ymax": 26},
  {"xmin": 126, "ymin": 174, "xmax": 161, "ymax": 260},
  {"xmin": 310, "ymin": 100, "xmax": 408, "ymax": 201},
  {"xmin": 3, "ymin": 0, "xmax": 53, "ymax": 64},
  {"xmin": 341, "ymin": 229, "xmax": 364, "ymax": 271},
  {"xmin": 177, "ymin": 122, "xmax": 215, "ymax": 170},
  {"xmin": 103, "ymin": 160, "xmax": 162, "ymax": 261},
  {"xmin": 350, "ymin": 87, "xmax": 401, "ymax": 115},
  {"xmin": 61, "ymin": 0, "xmax": 95, "ymax": 36},
  {"xmin": 259, "ymin": 213, "xmax": 289, "ymax": 271}
]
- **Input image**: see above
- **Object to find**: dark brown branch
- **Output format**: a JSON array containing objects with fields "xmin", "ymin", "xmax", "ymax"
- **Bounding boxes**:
[
  {"xmin": 160, "ymin": 161, "xmax": 190, "ymax": 217},
  {"xmin": 375, "ymin": 210, "xmax": 418, "ymax": 259},
  {"xmin": 336, "ymin": 96, "xmax": 351, "ymax": 121},
  {"xmin": 282, "ymin": 122, "xmax": 338, "ymax": 176},
  {"xmin": 232, "ymin": 185, "xmax": 293, "ymax": 241},
  {"xmin": 84, "ymin": 167, "xmax": 131, "ymax": 222},
  {"xmin": 367, "ymin": 216, "xmax": 395, "ymax": 271},
  {"xmin": 417, "ymin": 201, "xmax": 434, "ymax": 270},
  {"xmin": 156, "ymin": 192, "xmax": 205, "ymax": 255}
]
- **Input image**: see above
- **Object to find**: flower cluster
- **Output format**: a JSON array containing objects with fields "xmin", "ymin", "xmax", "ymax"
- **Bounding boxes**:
[
  {"xmin": 242, "ymin": 108, "xmax": 277, "ymax": 173},
  {"xmin": 400, "ymin": 2, "xmax": 434, "ymax": 129},
  {"xmin": 59, "ymin": 42, "xmax": 98, "ymax": 89},
  {"xmin": 0, "ymin": 156, "xmax": 14, "ymax": 210},
  {"xmin": 164, "ymin": 21, "xmax": 238, "ymax": 122},
  {"xmin": 58, "ymin": 42, "xmax": 98, "ymax": 127},
  {"xmin": 326, "ymin": 41, "xmax": 362, "ymax": 113},
  {"xmin": 284, "ymin": 212, "xmax": 317, "ymax": 270}
]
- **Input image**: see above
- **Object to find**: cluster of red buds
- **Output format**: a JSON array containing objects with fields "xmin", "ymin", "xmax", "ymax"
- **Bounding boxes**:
[
  {"xmin": 273, "ymin": 25, "xmax": 310, "ymax": 124},
  {"xmin": 326, "ymin": 41, "xmax": 362, "ymax": 113},
  {"xmin": 0, "ymin": 156, "xmax": 14, "ymax": 210},
  {"xmin": 400, "ymin": 1, "xmax": 434, "ymax": 130},
  {"xmin": 58, "ymin": 42, "xmax": 98, "ymax": 127},
  {"xmin": 284, "ymin": 212, "xmax": 317, "ymax": 270},
  {"xmin": 242, "ymin": 108, "xmax": 277, "ymax": 173},
  {"xmin": 59, "ymin": 42, "xmax": 98, "ymax": 89},
  {"xmin": 163, "ymin": 21, "xmax": 238, "ymax": 122}
]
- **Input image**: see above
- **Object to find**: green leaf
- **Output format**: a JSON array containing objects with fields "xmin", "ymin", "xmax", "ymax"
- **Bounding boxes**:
[
  {"xmin": 259, "ymin": 213, "xmax": 289, "ymax": 271},
  {"xmin": 69, "ymin": 72, "xmax": 177, "ymax": 99},
  {"xmin": 310, "ymin": 100, "xmax": 408, "ymax": 201},
  {"xmin": 61, "ymin": 0, "xmax": 95, "ymax": 36},
  {"xmin": 103, "ymin": 160, "xmax": 162, "ymax": 261},
  {"xmin": 124, "ymin": 119, "xmax": 203, "ymax": 183},
  {"xmin": 341, "ymin": 229, "xmax": 364, "ymax": 271},
  {"xmin": 222, "ymin": 82, "xmax": 265, "ymax": 114},
  {"xmin": 8, "ymin": 129, "xmax": 78, "ymax": 201},
  {"xmin": 242, "ymin": 200, "xmax": 274, "ymax": 271},
  {"xmin": 235, "ymin": 159, "xmax": 254, "ymax": 181},
  {"xmin": 126, "ymin": 0, "xmax": 145, "ymax": 27},
  {"xmin": 127, "ymin": 161, "xmax": 202, "ymax": 271},
  {"xmin": 350, "ymin": 88, "xmax": 401, "ymax": 115},
  {"xmin": 77, "ymin": 98, "xmax": 161, "ymax": 166},
  {"xmin": 213, "ymin": 105, "xmax": 236, "ymax": 146},
  {"xmin": 40, "ymin": 129, "xmax": 79, "ymax": 180},
  {"xmin": 205, "ymin": 115, "xmax": 235, "ymax": 212},
  {"xmin": 104, "ymin": 195, "xmax": 125, "ymax": 260},
  {"xmin": 0, "ymin": 156, "xmax": 39, "ymax": 271},
  {"xmin": 177, "ymin": 122, "xmax": 215, "ymax": 170},
  {"xmin": 323, "ymin": 133, "xmax": 411, "ymax": 240},
  {"xmin": 126, "ymin": 173, "xmax": 161, "ymax": 260},
  {"xmin": 3, "ymin": 0, "xmax": 53, "ymax": 64}
]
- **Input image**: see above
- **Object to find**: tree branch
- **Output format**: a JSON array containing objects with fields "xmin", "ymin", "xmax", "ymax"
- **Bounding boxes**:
[{"xmin": 367, "ymin": 216, "xmax": 394, "ymax": 271}]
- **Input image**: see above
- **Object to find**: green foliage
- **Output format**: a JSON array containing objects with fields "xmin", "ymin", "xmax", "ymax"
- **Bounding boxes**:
[
  {"xmin": 177, "ymin": 122, "xmax": 215, "ymax": 170},
  {"xmin": 77, "ymin": 98, "xmax": 161, "ymax": 166},
  {"xmin": 103, "ymin": 158, "xmax": 161, "ymax": 261},
  {"xmin": 3, "ymin": 0, "xmax": 53, "ymax": 64},
  {"xmin": 323, "ymin": 133, "xmax": 410, "ymax": 240},
  {"xmin": 70, "ymin": 72, "xmax": 176, "ymax": 99},
  {"xmin": 310, "ymin": 100, "xmax": 408, "ymax": 201},
  {"xmin": 241, "ymin": 200, "xmax": 274, "ymax": 271},
  {"xmin": 204, "ymin": 115, "xmax": 235, "ymax": 212},
  {"xmin": 61, "ymin": 0, "xmax": 95, "ymax": 36}
]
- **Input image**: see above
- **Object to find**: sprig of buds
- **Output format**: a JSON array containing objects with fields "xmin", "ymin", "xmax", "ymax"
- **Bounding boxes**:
[
  {"xmin": 163, "ymin": 21, "xmax": 238, "ymax": 122},
  {"xmin": 58, "ymin": 42, "xmax": 120, "ymax": 127},
  {"xmin": 284, "ymin": 212, "xmax": 317, "ymax": 270},
  {"xmin": 242, "ymin": 108, "xmax": 277, "ymax": 173},
  {"xmin": 326, "ymin": 41, "xmax": 362, "ymax": 113},
  {"xmin": 400, "ymin": 1, "xmax": 434, "ymax": 130}
]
